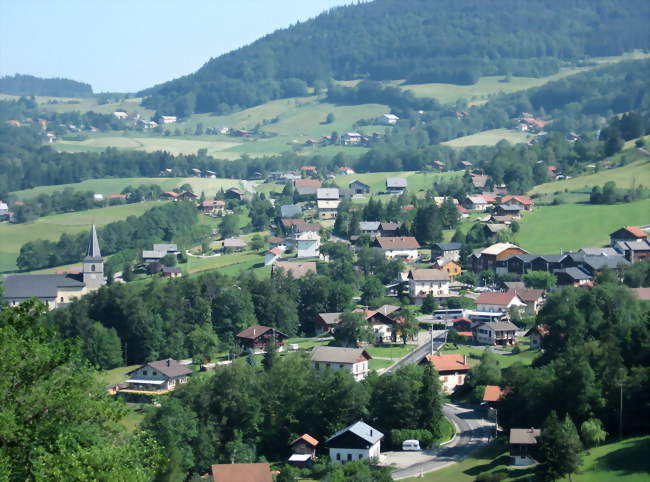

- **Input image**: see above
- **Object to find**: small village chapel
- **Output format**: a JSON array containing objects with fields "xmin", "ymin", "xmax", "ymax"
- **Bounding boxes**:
[{"xmin": 3, "ymin": 225, "xmax": 106, "ymax": 308}]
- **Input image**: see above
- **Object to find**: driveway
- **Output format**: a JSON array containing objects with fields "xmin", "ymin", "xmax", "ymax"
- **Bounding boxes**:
[{"xmin": 382, "ymin": 403, "xmax": 493, "ymax": 480}]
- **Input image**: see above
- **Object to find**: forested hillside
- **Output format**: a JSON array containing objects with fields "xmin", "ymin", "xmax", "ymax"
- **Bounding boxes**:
[
  {"xmin": 140, "ymin": 0, "xmax": 650, "ymax": 115},
  {"xmin": 0, "ymin": 74, "xmax": 93, "ymax": 97}
]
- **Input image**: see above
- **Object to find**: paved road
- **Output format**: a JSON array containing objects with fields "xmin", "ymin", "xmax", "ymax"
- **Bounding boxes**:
[
  {"xmin": 384, "ymin": 330, "xmax": 447, "ymax": 373},
  {"xmin": 389, "ymin": 403, "xmax": 493, "ymax": 480}
]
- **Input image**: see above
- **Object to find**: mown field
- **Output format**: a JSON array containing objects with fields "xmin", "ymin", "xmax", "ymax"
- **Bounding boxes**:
[
  {"xmin": 334, "ymin": 170, "xmax": 461, "ymax": 193},
  {"xmin": 515, "ymin": 198, "xmax": 650, "ymax": 254},
  {"xmin": 11, "ymin": 177, "xmax": 242, "ymax": 200},
  {"xmin": 442, "ymin": 129, "xmax": 532, "ymax": 148},
  {"xmin": 0, "ymin": 201, "xmax": 157, "ymax": 273},
  {"xmin": 530, "ymin": 155, "xmax": 650, "ymax": 195}
]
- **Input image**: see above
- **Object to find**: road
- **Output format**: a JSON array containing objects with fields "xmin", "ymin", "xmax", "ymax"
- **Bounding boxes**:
[
  {"xmin": 388, "ymin": 403, "xmax": 493, "ymax": 480},
  {"xmin": 384, "ymin": 330, "xmax": 447, "ymax": 373}
]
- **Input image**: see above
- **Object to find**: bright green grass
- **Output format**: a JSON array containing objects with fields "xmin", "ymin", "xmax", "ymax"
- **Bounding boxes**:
[
  {"xmin": 366, "ymin": 344, "xmax": 415, "ymax": 359},
  {"xmin": 0, "ymin": 94, "xmax": 156, "ymax": 118},
  {"xmin": 334, "ymin": 171, "xmax": 460, "ymax": 193},
  {"xmin": 442, "ymin": 129, "xmax": 533, "ymax": 148},
  {"xmin": 530, "ymin": 157, "xmax": 650, "ymax": 196},
  {"xmin": 515, "ymin": 198, "xmax": 650, "ymax": 253},
  {"xmin": 96, "ymin": 364, "xmax": 140, "ymax": 385},
  {"xmin": 186, "ymin": 252, "xmax": 262, "ymax": 274},
  {"xmin": 441, "ymin": 345, "xmax": 538, "ymax": 368},
  {"xmin": 12, "ymin": 176, "xmax": 242, "ymax": 200},
  {"xmin": 284, "ymin": 337, "xmax": 332, "ymax": 350},
  {"xmin": 405, "ymin": 436, "xmax": 650, "ymax": 482},
  {"xmin": 369, "ymin": 359, "xmax": 394, "ymax": 371},
  {"xmin": 0, "ymin": 202, "xmax": 157, "ymax": 273},
  {"xmin": 119, "ymin": 404, "xmax": 146, "ymax": 435}
]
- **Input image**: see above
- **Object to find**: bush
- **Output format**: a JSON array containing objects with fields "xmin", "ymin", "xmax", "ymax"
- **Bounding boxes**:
[
  {"xmin": 512, "ymin": 345, "xmax": 521, "ymax": 355},
  {"xmin": 389, "ymin": 429, "xmax": 435, "ymax": 449}
]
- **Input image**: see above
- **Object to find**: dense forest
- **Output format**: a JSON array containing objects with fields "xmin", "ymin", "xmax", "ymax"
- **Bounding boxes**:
[
  {"xmin": 140, "ymin": 0, "xmax": 650, "ymax": 115},
  {"xmin": 0, "ymin": 73, "xmax": 93, "ymax": 97}
]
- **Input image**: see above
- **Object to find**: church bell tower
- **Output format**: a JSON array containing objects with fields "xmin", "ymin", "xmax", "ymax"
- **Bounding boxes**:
[{"xmin": 82, "ymin": 224, "xmax": 105, "ymax": 289}]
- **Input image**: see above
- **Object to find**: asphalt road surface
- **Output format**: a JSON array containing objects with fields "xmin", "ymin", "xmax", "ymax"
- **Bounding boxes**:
[
  {"xmin": 389, "ymin": 403, "xmax": 493, "ymax": 480},
  {"xmin": 384, "ymin": 330, "xmax": 447, "ymax": 373}
]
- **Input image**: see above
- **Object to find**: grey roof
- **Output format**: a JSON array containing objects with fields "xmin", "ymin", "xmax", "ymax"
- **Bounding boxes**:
[
  {"xmin": 153, "ymin": 243, "xmax": 178, "ymax": 253},
  {"xmin": 478, "ymin": 321, "xmax": 519, "ymax": 331},
  {"xmin": 536, "ymin": 254, "xmax": 565, "ymax": 263},
  {"xmin": 617, "ymin": 240, "xmax": 650, "ymax": 251},
  {"xmin": 317, "ymin": 188, "xmax": 340, "ymax": 200},
  {"xmin": 326, "ymin": 421, "xmax": 383, "ymax": 445},
  {"xmin": 503, "ymin": 253, "xmax": 537, "ymax": 263},
  {"xmin": 84, "ymin": 225, "xmax": 102, "ymax": 262},
  {"xmin": 280, "ymin": 204, "xmax": 302, "ymax": 218},
  {"xmin": 503, "ymin": 281, "xmax": 525, "ymax": 291},
  {"xmin": 359, "ymin": 221, "xmax": 381, "ymax": 231},
  {"xmin": 162, "ymin": 266, "xmax": 182, "ymax": 274},
  {"xmin": 582, "ymin": 255, "xmax": 630, "ymax": 270},
  {"xmin": 4, "ymin": 273, "xmax": 84, "ymax": 299},
  {"xmin": 579, "ymin": 247, "xmax": 618, "ymax": 256},
  {"xmin": 554, "ymin": 267, "xmax": 592, "ymax": 280},
  {"xmin": 434, "ymin": 242, "xmax": 462, "ymax": 251},
  {"xmin": 409, "ymin": 269, "xmax": 450, "ymax": 281},
  {"xmin": 497, "ymin": 204, "xmax": 521, "ymax": 212},
  {"xmin": 142, "ymin": 250, "xmax": 165, "ymax": 259},
  {"xmin": 223, "ymin": 237, "xmax": 247, "ymax": 248},
  {"xmin": 386, "ymin": 177, "xmax": 407, "ymax": 188},
  {"xmin": 311, "ymin": 346, "xmax": 371, "ymax": 364},
  {"xmin": 349, "ymin": 179, "xmax": 370, "ymax": 188},
  {"xmin": 379, "ymin": 222, "xmax": 401, "ymax": 232},
  {"xmin": 510, "ymin": 428, "xmax": 540, "ymax": 445},
  {"xmin": 129, "ymin": 358, "xmax": 192, "ymax": 378},
  {"xmin": 317, "ymin": 312, "xmax": 343, "ymax": 326}
]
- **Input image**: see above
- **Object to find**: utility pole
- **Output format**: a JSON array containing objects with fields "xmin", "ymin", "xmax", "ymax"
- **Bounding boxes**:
[
  {"xmin": 430, "ymin": 323, "xmax": 434, "ymax": 355},
  {"xmin": 618, "ymin": 368, "xmax": 626, "ymax": 441}
]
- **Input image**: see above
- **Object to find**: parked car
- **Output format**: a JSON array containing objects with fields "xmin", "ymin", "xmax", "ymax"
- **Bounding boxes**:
[{"xmin": 402, "ymin": 439, "xmax": 421, "ymax": 451}]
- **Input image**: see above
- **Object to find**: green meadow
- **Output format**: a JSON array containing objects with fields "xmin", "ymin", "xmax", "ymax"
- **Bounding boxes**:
[
  {"xmin": 0, "ymin": 201, "xmax": 157, "ymax": 273},
  {"xmin": 334, "ymin": 170, "xmax": 461, "ymax": 193},
  {"xmin": 515, "ymin": 198, "xmax": 650, "ymax": 254},
  {"xmin": 442, "ymin": 129, "xmax": 532, "ymax": 148}
]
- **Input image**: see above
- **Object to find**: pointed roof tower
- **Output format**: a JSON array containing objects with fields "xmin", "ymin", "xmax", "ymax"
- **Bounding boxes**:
[{"xmin": 84, "ymin": 224, "xmax": 102, "ymax": 262}]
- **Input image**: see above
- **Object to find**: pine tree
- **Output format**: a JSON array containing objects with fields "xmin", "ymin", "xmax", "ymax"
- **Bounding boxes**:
[
  {"xmin": 537, "ymin": 412, "xmax": 583, "ymax": 482},
  {"xmin": 419, "ymin": 362, "xmax": 444, "ymax": 439}
]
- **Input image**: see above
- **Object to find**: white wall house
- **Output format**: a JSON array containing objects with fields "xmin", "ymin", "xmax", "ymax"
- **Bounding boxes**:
[
  {"xmin": 475, "ymin": 292, "xmax": 526, "ymax": 314},
  {"xmin": 326, "ymin": 421, "xmax": 383, "ymax": 464},
  {"xmin": 374, "ymin": 236, "xmax": 420, "ymax": 261},
  {"xmin": 294, "ymin": 231, "xmax": 321, "ymax": 258},
  {"xmin": 311, "ymin": 346, "xmax": 371, "ymax": 382},
  {"xmin": 408, "ymin": 269, "xmax": 450, "ymax": 301},
  {"xmin": 124, "ymin": 358, "xmax": 192, "ymax": 393},
  {"xmin": 474, "ymin": 321, "xmax": 519, "ymax": 346}
]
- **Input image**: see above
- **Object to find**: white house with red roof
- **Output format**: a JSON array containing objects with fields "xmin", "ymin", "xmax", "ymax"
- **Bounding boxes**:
[
  {"xmin": 421, "ymin": 353, "xmax": 471, "ymax": 392},
  {"xmin": 373, "ymin": 236, "xmax": 420, "ymax": 260}
]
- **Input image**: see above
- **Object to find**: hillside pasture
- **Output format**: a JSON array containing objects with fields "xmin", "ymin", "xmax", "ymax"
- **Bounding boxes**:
[
  {"xmin": 515, "ymin": 198, "xmax": 650, "ymax": 253},
  {"xmin": 442, "ymin": 129, "xmax": 532, "ymax": 148},
  {"xmin": 0, "ymin": 201, "xmax": 157, "ymax": 273},
  {"xmin": 334, "ymin": 170, "xmax": 460, "ymax": 193},
  {"xmin": 11, "ymin": 177, "xmax": 242, "ymax": 200}
]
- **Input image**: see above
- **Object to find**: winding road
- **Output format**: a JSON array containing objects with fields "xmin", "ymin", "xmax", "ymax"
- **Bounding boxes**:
[{"xmin": 388, "ymin": 403, "xmax": 493, "ymax": 479}]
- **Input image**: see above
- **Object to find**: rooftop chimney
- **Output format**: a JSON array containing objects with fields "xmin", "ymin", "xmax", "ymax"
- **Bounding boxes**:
[{"xmin": 166, "ymin": 359, "xmax": 170, "ymax": 367}]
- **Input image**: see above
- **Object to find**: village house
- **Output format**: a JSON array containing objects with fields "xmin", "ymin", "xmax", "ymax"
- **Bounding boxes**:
[
  {"xmin": 294, "ymin": 178, "xmax": 322, "ymax": 196},
  {"xmin": 437, "ymin": 259, "xmax": 462, "ymax": 279},
  {"xmin": 511, "ymin": 289, "xmax": 544, "ymax": 316},
  {"xmin": 339, "ymin": 166, "xmax": 355, "ymax": 175},
  {"xmin": 407, "ymin": 269, "xmax": 450, "ymax": 303},
  {"xmin": 431, "ymin": 242, "xmax": 462, "ymax": 262},
  {"xmin": 236, "ymin": 325, "xmax": 289, "ymax": 351},
  {"xmin": 341, "ymin": 132, "xmax": 363, "ymax": 145},
  {"xmin": 613, "ymin": 239, "xmax": 650, "ymax": 263},
  {"xmin": 525, "ymin": 324, "xmax": 549, "ymax": 350},
  {"xmin": 349, "ymin": 179, "xmax": 371, "ymax": 195},
  {"xmin": 222, "ymin": 237, "xmax": 247, "ymax": 252},
  {"xmin": 326, "ymin": 421, "xmax": 383, "ymax": 463},
  {"xmin": 484, "ymin": 223, "xmax": 509, "ymax": 239},
  {"xmin": 158, "ymin": 115, "xmax": 177, "ymax": 124},
  {"xmin": 470, "ymin": 174, "xmax": 490, "ymax": 190},
  {"xmin": 374, "ymin": 236, "xmax": 420, "ymax": 261},
  {"xmin": 3, "ymin": 225, "xmax": 106, "ymax": 309},
  {"xmin": 224, "ymin": 187, "xmax": 247, "ymax": 201},
  {"xmin": 463, "ymin": 195, "xmax": 490, "ymax": 211},
  {"xmin": 385, "ymin": 177, "xmax": 407, "ymax": 194},
  {"xmin": 159, "ymin": 191, "xmax": 179, "ymax": 201},
  {"xmin": 359, "ymin": 221, "xmax": 381, "ymax": 237},
  {"xmin": 273, "ymin": 261, "xmax": 317, "ymax": 278},
  {"xmin": 289, "ymin": 434, "xmax": 319, "ymax": 466},
  {"xmin": 267, "ymin": 236, "xmax": 287, "ymax": 250},
  {"xmin": 378, "ymin": 113, "xmax": 399, "ymax": 125},
  {"xmin": 211, "ymin": 463, "xmax": 273, "ymax": 482},
  {"xmin": 500, "ymin": 195, "xmax": 534, "ymax": 211},
  {"xmin": 494, "ymin": 204, "xmax": 522, "ymax": 217},
  {"xmin": 474, "ymin": 320, "xmax": 519, "ymax": 346},
  {"xmin": 264, "ymin": 247, "xmax": 283, "ymax": 266},
  {"xmin": 475, "ymin": 292, "xmax": 526, "ymax": 315},
  {"xmin": 199, "ymin": 199, "xmax": 226, "ymax": 215},
  {"xmin": 293, "ymin": 230, "xmax": 321, "ymax": 258},
  {"xmin": 510, "ymin": 428, "xmax": 541, "ymax": 466},
  {"xmin": 142, "ymin": 243, "xmax": 179, "ymax": 264},
  {"xmin": 113, "ymin": 111, "xmax": 129, "ymax": 119},
  {"xmin": 421, "ymin": 353, "xmax": 471, "ymax": 392},
  {"xmin": 161, "ymin": 266, "xmax": 182, "ymax": 278},
  {"xmin": 554, "ymin": 267, "xmax": 593, "ymax": 286},
  {"xmin": 379, "ymin": 221, "xmax": 401, "ymax": 237},
  {"xmin": 311, "ymin": 346, "xmax": 371, "ymax": 381},
  {"xmin": 470, "ymin": 243, "xmax": 528, "ymax": 273},
  {"xmin": 610, "ymin": 226, "xmax": 648, "ymax": 245},
  {"xmin": 314, "ymin": 312, "xmax": 343, "ymax": 335},
  {"xmin": 124, "ymin": 358, "xmax": 192, "ymax": 393},
  {"xmin": 317, "ymin": 188, "xmax": 340, "ymax": 220},
  {"xmin": 452, "ymin": 317, "xmax": 473, "ymax": 333}
]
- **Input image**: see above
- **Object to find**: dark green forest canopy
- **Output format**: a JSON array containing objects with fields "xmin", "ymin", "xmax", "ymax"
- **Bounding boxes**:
[
  {"xmin": 139, "ymin": 0, "xmax": 650, "ymax": 115},
  {"xmin": 0, "ymin": 73, "xmax": 93, "ymax": 97}
]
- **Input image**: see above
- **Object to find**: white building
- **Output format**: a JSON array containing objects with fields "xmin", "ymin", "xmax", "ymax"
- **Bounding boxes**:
[
  {"xmin": 264, "ymin": 247, "xmax": 283, "ymax": 266},
  {"xmin": 294, "ymin": 231, "xmax": 321, "ymax": 258},
  {"xmin": 422, "ymin": 354, "xmax": 471, "ymax": 393},
  {"xmin": 326, "ymin": 421, "xmax": 383, "ymax": 464},
  {"xmin": 407, "ymin": 269, "xmax": 450, "ymax": 302},
  {"xmin": 113, "ymin": 111, "xmax": 129, "ymax": 119},
  {"xmin": 123, "ymin": 358, "xmax": 192, "ymax": 393},
  {"xmin": 159, "ymin": 115, "xmax": 177, "ymax": 124},
  {"xmin": 378, "ymin": 113, "xmax": 399, "ymax": 125},
  {"xmin": 311, "ymin": 346, "xmax": 371, "ymax": 382},
  {"xmin": 474, "ymin": 321, "xmax": 519, "ymax": 346},
  {"xmin": 374, "ymin": 236, "xmax": 420, "ymax": 261},
  {"xmin": 475, "ymin": 292, "xmax": 526, "ymax": 314}
]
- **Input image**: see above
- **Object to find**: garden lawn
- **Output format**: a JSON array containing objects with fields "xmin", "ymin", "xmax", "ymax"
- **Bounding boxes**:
[
  {"xmin": 366, "ymin": 344, "xmax": 415, "ymax": 359},
  {"xmin": 369, "ymin": 359, "xmax": 394, "ymax": 371},
  {"xmin": 515, "ymin": 198, "xmax": 650, "ymax": 253},
  {"xmin": 441, "ymin": 345, "xmax": 538, "ymax": 368},
  {"xmin": 442, "ymin": 129, "xmax": 532, "ymax": 148},
  {"xmin": 95, "ymin": 364, "xmax": 140, "ymax": 386},
  {"xmin": 0, "ymin": 201, "xmax": 157, "ymax": 273}
]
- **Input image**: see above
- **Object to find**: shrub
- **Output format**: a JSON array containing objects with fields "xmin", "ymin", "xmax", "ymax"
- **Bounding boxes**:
[{"xmin": 389, "ymin": 429, "xmax": 435, "ymax": 449}]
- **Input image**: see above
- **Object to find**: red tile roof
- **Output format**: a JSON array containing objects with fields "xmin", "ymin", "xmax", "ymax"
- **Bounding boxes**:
[
  {"xmin": 294, "ymin": 179, "xmax": 321, "ymax": 187},
  {"xmin": 425, "ymin": 354, "xmax": 470, "ymax": 372},
  {"xmin": 291, "ymin": 433, "xmax": 319, "ymax": 447},
  {"xmin": 501, "ymin": 195, "xmax": 534, "ymax": 206},
  {"xmin": 457, "ymin": 331, "xmax": 473, "ymax": 337},
  {"xmin": 211, "ymin": 463, "xmax": 272, "ymax": 482},
  {"xmin": 623, "ymin": 226, "xmax": 647, "ymax": 238},
  {"xmin": 483, "ymin": 385, "xmax": 507, "ymax": 402}
]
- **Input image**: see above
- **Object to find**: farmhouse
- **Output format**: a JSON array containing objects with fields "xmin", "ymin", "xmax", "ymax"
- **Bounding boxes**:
[
  {"xmin": 223, "ymin": 237, "xmax": 247, "ymax": 252},
  {"xmin": 294, "ymin": 179, "xmax": 322, "ymax": 196},
  {"xmin": 236, "ymin": 325, "xmax": 289, "ymax": 351},
  {"xmin": 475, "ymin": 292, "xmax": 526, "ymax": 314},
  {"xmin": 421, "ymin": 353, "xmax": 471, "ymax": 392},
  {"xmin": 613, "ymin": 239, "xmax": 650, "ymax": 263},
  {"xmin": 554, "ymin": 267, "xmax": 593, "ymax": 286},
  {"xmin": 374, "ymin": 236, "xmax": 420, "ymax": 260},
  {"xmin": 407, "ymin": 269, "xmax": 450, "ymax": 302},
  {"xmin": 470, "ymin": 243, "xmax": 528, "ymax": 272},
  {"xmin": 474, "ymin": 321, "xmax": 519, "ymax": 346},
  {"xmin": 211, "ymin": 463, "xmax": 272, "ymax": 482},
  {"xmin": 463, "ymin": 195, "xmax": 490, "ymax": 211},
  {"xmin": 311, "ymin": 346, "xmax": 371, "ymax": 381},
  {"xmin": 378, "ymin": 113, "xmax": 399, "ymax": 125},
  {"xmin": 326, "ymin": 421, "xmax": 383, "ymax": 463},
  {"xmin": 500, "ymin": 195, "xmax": 534, "ymax": 211},
  {"xmin": 3, "ymin": 225, "xmax": 105, "ymax": 309},
  {"xmin": 199, "ymin": 199, "xmax": 226, "ymax": 214},
  {"xmin": 431, "ymin": 242, "xmax": 462, "ymax": 262},
  {"xmin": 610, "ymin": 226, "xmax": 648, "ymax": 245},
  {"xmin": 437, "ymin": 259, "xmax": 462, "ymax": 278},
  {"xmin": 349, "ymin": 179, "xmax": 370, "ymax": 195},
  {"xmin": 124, "ymin": 358, "xmax": 192, "ymax": 393},
  {"xmin": 273, "ymin": 261, "xmax": 317, "ymax": 278},
  {"xmin": 317, "ymin": 188, "xmax": 340, "ymax": 220},
  {"xmin": 386, "ymin": 177, "xmax": 407, "ymax": 194},
  {"xmin": 289, "ymin": 434, "xmax": 319, "ymax": 465},
  {"xmin": 339, "ymin": 167, "xmax": 355, "ymax": 175},
  {"xmin": 161, "ymin": 266, "xmax": 182, "ymax": 278},
  {"xmin": 359, "ymin": 221, "xmax": 381, "ymax": 237}
]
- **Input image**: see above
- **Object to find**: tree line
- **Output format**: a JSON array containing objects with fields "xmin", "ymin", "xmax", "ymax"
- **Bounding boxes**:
[
  {"xmin": 0, "ymin": 73, "xmax": 93, "ymax": 97},
  {"xmin": 17, "ymin": 201, "xmax": 204, "ymax": 271},
  {"xmin": 139, "ymin": 0, "xmax": 650, "ymax": 115}
]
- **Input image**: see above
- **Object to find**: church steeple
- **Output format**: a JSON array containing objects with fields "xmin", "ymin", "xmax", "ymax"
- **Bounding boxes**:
[{"xmin": 84, "ymin": 224, "xmax": 102, "ymax": 262}]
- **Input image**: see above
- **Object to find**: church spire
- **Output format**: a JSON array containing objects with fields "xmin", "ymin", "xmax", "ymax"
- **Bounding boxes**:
[{"xmin": 84, "ymin": 224, "xmax": 102, "ymax": 261}]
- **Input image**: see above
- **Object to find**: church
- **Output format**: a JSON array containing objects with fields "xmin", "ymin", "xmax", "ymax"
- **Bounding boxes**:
[{"xmin": 3, "ymin": 225, "xmax": 106, "ymax": 309}]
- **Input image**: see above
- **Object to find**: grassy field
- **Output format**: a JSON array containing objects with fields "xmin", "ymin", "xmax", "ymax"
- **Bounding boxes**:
[
  {"xmin": 96, "ymin": 364, "xmax": 140, "ymax": 385},
  {"xmin": 442, "ymin": 129, "xmax": 533, "ymax": 148},
  {"xmin": 334, "ymin": 170, "xmax": 461, "ymax": 193},
  {"xmin": 11, "ymin": 176, "xmax": 242, "ymax": 200},
  {"xmin": 366, "ymin": 344, "xmax": 416, "ymax": 359},
  {"xmin": 530, "ymin": 156, "xmax": 650, "ymax": 196},
  {"xmin": 0, "ymin": 202, "xmax": 157, "ymax": 273},
  {"xmin": 441, "ymin": 344, "xmax": 538, "ymax": 368},
  {"xmin": 0, "ymin": 94, "xmax": 157, "ymax": 118},
  {"xmin": 515, "ymin": 198, "xmax": 650, "ymax": 253},
  {"xmin": 405, "ymin": 436, "xmax": 650, "ymax": 482}
]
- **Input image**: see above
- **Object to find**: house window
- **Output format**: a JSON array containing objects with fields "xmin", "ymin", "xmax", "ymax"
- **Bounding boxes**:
[
  {"xmin": 336, "ymin": 453, "xmax": 340, "ymax": 461},
  {"xmin": 91, "ymin": 265, "xmax": 95, "ymax": 272},
  {"xmin": 347, "ymin": 454, "xmax": 352, "ymax": 461},
  {"xmin": 143, "ymin": 370, "xmax": 148, "ymax": 375},
  {"xmin": 152, "ymin": 371, "xmax": 157, "ymax": 375},
  {"xmin": 60, "ymin": 297, "xmax": 64, "ymax": 302},
  {"xmin": 358, "ymin": 454, "xmax": 363, "ymax": 459}
]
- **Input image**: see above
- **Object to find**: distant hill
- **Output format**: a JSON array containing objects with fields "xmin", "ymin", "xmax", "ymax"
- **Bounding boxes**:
[
  {"xmin": 0, "ymin": 74, "xmax": 93, "ymax": 98},
  {"xmin": 139, "ymin": 0, "xmax": 650, "ymax": 116}
]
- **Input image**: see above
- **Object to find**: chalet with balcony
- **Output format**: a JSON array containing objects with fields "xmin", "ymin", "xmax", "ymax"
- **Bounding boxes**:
[
  {"xmin": 236, "ymin": 325, "xmax": 289, "ymax": 350},
  {"xmin": 124, "ymin": 358, "xmax": 192, "ymax": 393}
]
